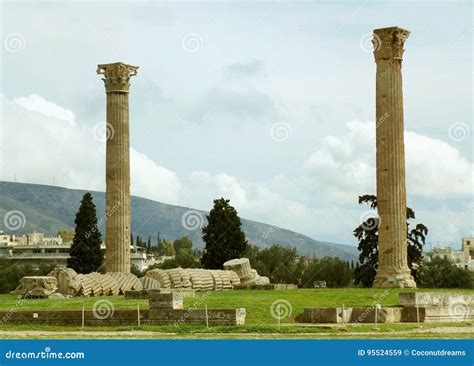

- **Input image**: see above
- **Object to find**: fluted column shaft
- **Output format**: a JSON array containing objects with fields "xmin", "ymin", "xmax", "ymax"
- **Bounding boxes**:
[
  {"xmin": 372, "ymin": 27, "xmax": 416, "ymax": 288},
  {"xmin": 97, "ymin": 62, "xmax": 138, "ymax": 273},
  {"xmin": 105, "ymin": 92, "xmax": 130, "ymax": 272}
]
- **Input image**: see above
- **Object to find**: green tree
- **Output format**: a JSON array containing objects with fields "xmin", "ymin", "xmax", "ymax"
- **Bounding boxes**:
[
  {"xmin": 173, "ymin": 236, "xmax": 193, "ymax": 254},
  {"xmin": 136, "ymin": 235, "xmax": 141, "ymax": 248},
  {"xmin": 201, "ymin": 198, "xmax": 248, "ymax": 269},
  {"xmin": 0, "ymin": 260, "xmax": 56, "ymax": 293},
  {"xmin": 418, "ymin": 257, "xmax": 472, "ymax": 288},
  {"xmin": 353, "ymin": 194, "xmax": 428, "ymax": 287},
  {"xmin": 156, "ymin": 239, "xmax": 175, "ymax": 256},
  {"xmin": 130, "ymin": 264, "xmax": 143, "ymax": 277},
  {"xmin": 301, "ymin": 257, "xmax": 352, "ymax": 288},
  {"xmin": 147, "ymin": 236, "xmax": 152, "ymax": 253},
  {"xmin": 245, "ymin": 244, "xmax": 304, "ymax": 285},
  {"xmin": 168, "ymin": 236, "xmax": 200, "ymax": 268},
  {"xmin": 57, "ymin": 229, "xmax": 74, "ymax": 243},
  {"xmin": 67, "ymin": 192, "xmax": 104, "ymax": 274}
]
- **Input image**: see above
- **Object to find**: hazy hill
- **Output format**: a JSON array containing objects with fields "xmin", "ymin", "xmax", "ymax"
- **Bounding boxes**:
[{"xmin": 0, "ymin": 181, "xmax": 358, "ymax": 262}]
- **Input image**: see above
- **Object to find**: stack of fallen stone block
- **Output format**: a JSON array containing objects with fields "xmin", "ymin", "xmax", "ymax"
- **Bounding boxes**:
[
  {"xmin": 223, "ymin": 258, "xmax": 270, "ymax": 286},
  {"xmin": 17, "ymin": 257, "xmax": 268, "ymax": 298},
  {"xmin": 149, "ymin": 290, "xmax": 183, "ymax": 310},
  {"xmin": 144, "ymin": 268, "xmax": 243, "ymax": 291},
  {"xmin": 41, "ymin": 268, "xmax": 142, "ymax": 297},
  {"xmin": 146, "ymin": 290, "xmax": 247, "ymax": 326},
  {"xmin": 139, "ymin": 276, "xmax": 160, "ymax": 290},
  {"xmin": 300, "ymin": 292, "xmax": 474, "ymax": 324},
  {"xmin": 12, "ymin": 276, "xmax": 58, "ymax": 298}
]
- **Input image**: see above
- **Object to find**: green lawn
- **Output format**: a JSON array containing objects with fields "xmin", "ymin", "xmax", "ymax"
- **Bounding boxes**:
[{"xmin": 0, "ymin": 288, "xmax": 472, "ymax": 339}]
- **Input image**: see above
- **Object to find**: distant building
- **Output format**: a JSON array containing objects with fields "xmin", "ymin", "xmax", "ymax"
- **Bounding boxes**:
[
  {"xmin": 424, "ymin": 237, "xmax": 474, "ymax": 272},
  {"xmin": 0, "ymin": 230, "xmax": 158, "ymax": 271}
]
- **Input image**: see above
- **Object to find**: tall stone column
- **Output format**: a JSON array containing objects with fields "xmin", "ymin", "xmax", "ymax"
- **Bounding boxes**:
[
  {"xmin": 97, "ymin": 62, "xmax": 138, "ymax": 273},
  {"xmin": 372, "ymin": 27, "xmax": 416, "ymax": 288}
]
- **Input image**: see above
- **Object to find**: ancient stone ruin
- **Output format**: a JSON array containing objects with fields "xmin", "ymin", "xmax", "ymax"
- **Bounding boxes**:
[
  {"xmin": 12, "ymin": 276, "xmax": 58, "ymax": 298},
  {"xmin": 97, "ymin": 62, "xmax": 138, "ymax": 273},
  {"xmin": 12, "ymin": 258, "xmax": 271, "ymax": 298},
  {"xmin": 300, "ymin": 292, "xmax": 473, "ymax": 324},
  {"xmin": 372, "ymin": 27, "xmax": 416, "ymax": 288},
  {"xmin": 223, "ymin": 258, "xmax": 270, "ymax": 286}
]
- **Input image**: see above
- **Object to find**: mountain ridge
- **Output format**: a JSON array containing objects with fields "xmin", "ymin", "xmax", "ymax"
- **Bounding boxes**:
[{"xmin": 0, "ymin": 181, "xmax": 359, "ymax": 262}]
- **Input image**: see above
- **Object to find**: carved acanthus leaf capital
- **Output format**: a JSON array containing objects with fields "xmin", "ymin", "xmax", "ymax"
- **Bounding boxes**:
[
  {"xmin": 373, "ymin": 27, "xmax": 410, "ymax": 61},
  {"xmin": 97, "ymin": 62, "xmax": 139, "ymax": 93}
]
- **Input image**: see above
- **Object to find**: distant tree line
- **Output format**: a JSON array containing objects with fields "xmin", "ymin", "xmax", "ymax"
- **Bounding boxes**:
[
  {"xmin": 2, "ymin": 193, "xmax": 471, "ymax": 293},
  {"xmin": 0, "ymin": 260, "xmax": 55, "ymax": 293}
]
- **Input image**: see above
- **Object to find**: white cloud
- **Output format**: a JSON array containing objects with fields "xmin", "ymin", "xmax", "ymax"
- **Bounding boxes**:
[
  {"xmin": 405, "ymin": 132, "xmax": 473, "ymax": 197},
  {"xmin": 1, "ymin": 94, "xmax": 181, "ymax": 204},
  {"xmin": 304, "ymin": 120, "xmax": 473, "ymax": 200},
  {"xmin": 1, "ymin": 94, "xmax": 472, "ymax": 247},
  {"xmin": 189, "ymin": 170, "xmax": 308, "ymax": 229},
  {"xmin": 301, "ymin": 120, "xmax": 473, "ymax": 245},
  {"xmin": 14, "ymin": 94, "xmax": 75, "ymax": 125},
  {"xmin": 130, "ymin": 149, "xmax": 181, "ymax": 204}
]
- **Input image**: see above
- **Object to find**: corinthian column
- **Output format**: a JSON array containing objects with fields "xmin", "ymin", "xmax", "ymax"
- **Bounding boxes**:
[
  {"xmin": 97, "ymin": 62, "xmax": 138, "ymax": 273},
  {"xmin": 372, "ymin": 27, "xmax": 416, "ymax": 288}
]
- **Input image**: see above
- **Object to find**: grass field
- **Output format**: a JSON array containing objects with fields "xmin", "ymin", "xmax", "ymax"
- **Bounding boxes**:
[{"xmin": 0, "ymin": 288, "xmax": 472, "ymax": 339}]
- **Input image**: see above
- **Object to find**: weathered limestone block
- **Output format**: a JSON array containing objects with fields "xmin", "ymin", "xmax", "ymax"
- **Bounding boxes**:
[
  {"xmin": 148, "ymin": 290, "xmax": 183, "ymax": 309},
  {"xmin": 154, "ymin": 288, "xmax": 196, "ymax": 298},
  {"xmin": 77, "ymin": 274, "xmax": 93, "ymax": 296},
  {"xmin": 351, "ymin": 307, "xmax": 402, "ymax": 323},
  {"xmin": 302, "ymin": 307, "xmax": 402, "ymax": 324},
  {"xmin": 108, "ymin": 272, "xmax": 142, "ymax": 294},
  {"xmin": 199, "ymin": 270, "xmax": 214, "ymax": 291},
  {"xmin": 302, "ymin": 308, "xmax": 351, "ymax": 324},
  {"xmin": 180, "ymin": 269, "xmax": 192, "ymax": 288},
  {"xmin": 166, "ymin": 268, "xmax": 183, "ymax": 288},
  {"xmin": 220, "ymin": 271, "xmax": 232, "ymax": 290},
  {"xmin": 256, "ymin": 276, "xmax": 270, "ymax": 285},
  {"xmin": 399, "ymin": 292, "xmax": 474, "ymax": 307},
  {"xmin": 210, "ymin": 270, "xmax": 223, "ymax": 291},
  {"xmin": 240, "ymin": 269, "xmax": 259, "ymax": 285},
  {"xmin": 140, "ymin": 276, "xmax": 160, "ymax": 290},
  {"xmin": 226, "ymin": 271, "xmax": 241, "ymax": 287},
  {"xmin": 188, "ymin": 269, "xmax": 202, "ymax": 290},
  {"xmin": 101, "ymin": 274, "xmax": 120, "ymax": 296},
  {"xmin": 145, "ymin": 269, "xmax": 171, "ymax": 288},
  {"xmin": 48, "ymin": 268, "xmax": 81, "ymax": 296},
  {"xmin": 223, "ymin": 258, "xmax": 252, "ymax": 278},
  {"xmin": 84, "ymin": 272, "xmax": 103, "ymax": 296},
  {"xmin": 148, "ymin": 308, "xmax": 246, "ymax": 326},
  {"xmin": 124, "ymin": 289, "xmax": 149, "ymax": 299},
  {"xmin": 401, "ymin": 306, "xmax": 474, "ymax": 323},
  {"xmin": 13, "ymin": 276, "xmax": 58, "ymax": 298},
  {"xmin": 145, "ymin": 267, "xmax": 247, "ymax": 291}
]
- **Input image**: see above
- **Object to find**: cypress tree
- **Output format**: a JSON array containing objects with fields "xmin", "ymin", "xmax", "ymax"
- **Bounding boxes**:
[
  {"xmin": 67, "ymin": 193, "xmax": 104, "ymax": 273},
  {"xmin": 201, "ymin": 198, "xmax": 248, "ymax": 269}
]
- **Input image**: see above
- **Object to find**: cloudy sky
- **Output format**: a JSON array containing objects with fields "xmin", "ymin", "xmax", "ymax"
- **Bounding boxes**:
[{"xmin": 1, "ymin": 1, "xmax": 472, "ymax": 248}]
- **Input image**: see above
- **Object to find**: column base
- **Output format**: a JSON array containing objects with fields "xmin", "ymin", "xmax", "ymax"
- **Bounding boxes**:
[{"xmin": 373, "ymin": 268, "xmax": 416, "ymax": 288}]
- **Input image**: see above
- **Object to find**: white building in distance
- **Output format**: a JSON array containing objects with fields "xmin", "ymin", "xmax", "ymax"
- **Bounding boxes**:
[
  {"xmin": 0, "ymin": 230, "xmax": 153, "ymax": 271},
  {"xmin": 424, "ymin": 237, "xmax": 474, "ymax": 272}
]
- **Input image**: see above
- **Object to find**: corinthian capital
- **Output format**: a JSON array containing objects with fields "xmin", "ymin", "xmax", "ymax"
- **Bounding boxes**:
[
  {"xmin": 373, "ymin": 26, "xmax": 410, "ymax": 61},
  {"xmin": 97, "ymin": 62, "xmax": 139, "ymax": 93}
]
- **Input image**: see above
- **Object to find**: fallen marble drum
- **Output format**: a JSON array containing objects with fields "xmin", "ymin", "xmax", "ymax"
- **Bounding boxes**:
[{"xmin": 12, "ymin": 276, "xmax": 58, "ymax": 298}]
